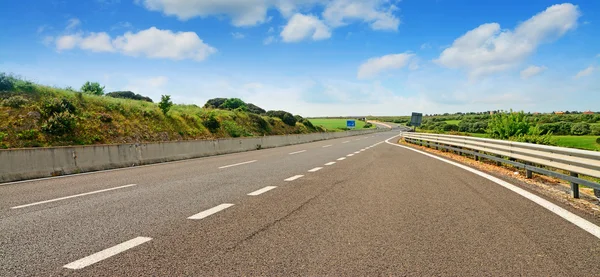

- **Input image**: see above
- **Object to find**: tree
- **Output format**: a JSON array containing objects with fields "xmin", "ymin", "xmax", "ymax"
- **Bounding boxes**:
[
  {"xmin": 571, "ymin": 123, "xmax": 591, "ymax": 135},
  {"xmin": 486, "ymin": 110, "xmax": 531, "ymax": 139},
  {"xmin": 266, "ymin": 110, "xmax": 297, "ymax": 126},
  {"xmin": 81, "ymin": 81, "xmax": 105, "ymax": 96},
  {"xmin": 203, "ymin": 98, "xmax": 227, "ymax": 108},
  {"xmin": 220, "ymin": 98, "xmax": 247, "ymax": 110},
  {"xmin": 158, "ymin": 95, "xmax": 173, "ymax": 115}
]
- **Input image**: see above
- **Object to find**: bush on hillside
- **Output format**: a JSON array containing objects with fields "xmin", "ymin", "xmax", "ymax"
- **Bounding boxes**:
[
  {"xmin": 158, "ymin": 95, "xmax": 173, "ymax": 115},
  {"xmin": 266, "ymin": 110, "xmax": 297, "ymax": 126},
  {"xmin": 248, "ymin": 113, "xmax": 270, "ymax": 133},
  {"xmin": 81, "ymin": 81, "xmax": 105, "ymax": 96},
  {"xmin": 202, "ymin": 113, "xmax": 220, "ymax": 133},
  {"xmin": 41, "ymin": 98, "xmax": 77, "ymax": 118},
  {"xmin": 41, "ymin": 111, "xmax": 77, "ymax": 136},
  {"xmin": 247, "ymin": 103, "xmax": 266, "ymax": 114},
  {"xmin": 2, "ymin": 95, "xmax": 29, "ymax": 108},
  {"xmin": 106, "ymin": 91, "xmax": 153, "ymax": 102},
  {"xmin": 204, "ymin": 98, "xmax": 228, "ymax": 108},
  {"xmin": 220, "ymin": 98, "xmax": 247, "ymax": 110},
  {"xmin": 363, "ymin": 123, "xmax": 373, "ymax": 129},
  {"xmin": 0, "ymin": 73, "xmax": 15, "ymax": 91}
]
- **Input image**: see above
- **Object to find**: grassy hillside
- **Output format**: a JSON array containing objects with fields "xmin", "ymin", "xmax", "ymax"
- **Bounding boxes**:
[
  {"xmin": 309, "ymin": 118, "xmax": 373, "ymax": 131},
  {"xmin": 0, "ymin": 74, "xmax": 321, "ymax": 149}
]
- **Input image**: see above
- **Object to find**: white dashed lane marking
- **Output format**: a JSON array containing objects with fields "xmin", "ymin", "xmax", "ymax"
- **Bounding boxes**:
[
  {"xmin": 289, "ymin": 150, "xmax": 307, "ymax": 155},
  {"xmin": 285, "ymin": 175, "xmax": 304, "ymax": 181},
  {"xmin": 325, "ymin": 162, "xmax": 336, "ymax": 166},
  {"xmin": 247, "ymin": 186, "xmax": 277, "ymax": 196},
  {"xmin": 188, "ymin": 204, "xmax": 235, "ymax": 220},
  {"xmin": 218, "ymin": 160, "xmax": 257, "ymax": 169},
  {"xmin": 63, "ymin": 237, "xmax": 152, "ymax": 270},
  {"xmin": 308, "ymin": 167, "xmax": 323, "ymax": 172},
  {"xmin": 11, "ymin": 184, "xmax": 138, "ymax": 209}
]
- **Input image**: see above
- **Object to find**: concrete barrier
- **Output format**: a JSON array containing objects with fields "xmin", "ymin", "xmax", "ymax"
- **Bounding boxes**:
[{"xmin": 0, "ymin": 129, "xmax": 387, "ymax": 183}]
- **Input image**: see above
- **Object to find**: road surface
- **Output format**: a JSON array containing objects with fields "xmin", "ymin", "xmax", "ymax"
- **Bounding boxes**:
[{"xmin": 2, "ymin": 130, "xmax": 600, "ymax": 276}]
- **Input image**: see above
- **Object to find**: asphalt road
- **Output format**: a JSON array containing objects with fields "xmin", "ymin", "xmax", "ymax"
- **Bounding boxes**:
[{"xmin": 2, "ymin": 129, "xmax": 600, "ymax": 276}]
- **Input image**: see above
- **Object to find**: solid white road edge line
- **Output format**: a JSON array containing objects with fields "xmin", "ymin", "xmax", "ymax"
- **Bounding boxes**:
[
  {"xmin": 289, "ymin": 150, "xmax": 307, "ymax": 155},
  {"xmin": 218, "ymin": 160, "xmax": 257, "ymax": 169},
  {"xmin": 325, "ymin": 162, "xmax": 336, "ymax": 166},
  {"xmin": 384, "ymin": 134, "xmax": 600, "ymax": 240},
  {"xmin": 248, "ymin": 186, "xmax": 277, "ymax": 196},
  {"xmin": 308, "ymin": 167, "xmax": 323, "ymax": 172},
  {"xmin": 188, "ymin": 204, "xmax": 235, "ymax": 220},
  {"xmin": 63, "ymin": 237, "xmax": 152, "ymax": 270},
  {"xmin": 285, "ymin": 175, "xmax": 304, "ymax": 181},
  {"xmin": 11, "ymin": 184, "xmax": 138, "ymax": 209}
]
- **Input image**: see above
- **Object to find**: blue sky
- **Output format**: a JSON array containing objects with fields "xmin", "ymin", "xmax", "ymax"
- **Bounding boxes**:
[{"xmin": 1, "ymin": 0, "xmax": 599, "ymax": 116}]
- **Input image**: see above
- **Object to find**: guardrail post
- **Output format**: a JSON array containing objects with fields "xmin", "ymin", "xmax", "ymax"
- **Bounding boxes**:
[
  {"xmin": 474, "ymin": 150, "xmax": 479, "ymax": 161},
  {"xmin": 570, "ymin": 172, "xmax": 579, "ymax": 199},
  {"xmin": 526, "ymin": 169, "xmax": 533, "ymax": 179}
]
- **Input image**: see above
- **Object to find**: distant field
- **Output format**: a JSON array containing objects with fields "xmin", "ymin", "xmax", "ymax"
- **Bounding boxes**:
[
  {"xmin": 445, "ymin": 120, "xmax": 461, "ymax": 125},
  {"xmin": 554, "ymin": 136, "xmax": 600, "ymax": 151},
  {"xmin": 309, "ymin": 119, "xmax": 371, "ymax": 131}
]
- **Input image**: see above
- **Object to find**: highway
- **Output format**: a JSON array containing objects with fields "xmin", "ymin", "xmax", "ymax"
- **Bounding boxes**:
[{"xmin": 2, "ymin": 129, "xmax": 600, "ymax": 276}]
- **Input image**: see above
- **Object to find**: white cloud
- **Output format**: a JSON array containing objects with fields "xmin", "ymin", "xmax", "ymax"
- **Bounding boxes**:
[
  {"xmin": 263, "ymin": 35, "xmax": 276, "ymax": 45},
  {"xmin": 139, "ymin": 0, "xmax": 272, "ymax": 26},
  {"xmin": 66, "ymin": 18, "xmax": 81, "ymax": 30},
  {"xmin": 281, "ymin": 13, "xmax": 331, "ymax": 42},
  {"xmin": 357, "ymin": 52, "xmax": 415, "ymax": 79},
  {"xmin": 267, "ymin": 26, "xmax": 274, "ymax": 33},
  {"xmin": 322, "ymin": 0, "xmax": 400, "ymax": 31},
  {"xmin": 138, "ymin": 0, "xmax": 400, "ymax": 32},
  {"xmin": 231, "ymin": 32, "xmax": 245, "ymax": 39},
  {"xmin": 55, "ymin": 34, "xmax": 81, "ymax": 51},
  {"xmin": 420, "ymin": 43, "xmax": 431, "ymax": 50},
  {"xmin": 80, "ymin": 32, "xmax": 115, "ymax": 52},
  {"xmin": 42, "ymin": 36, "xmax": 55, "ymax": 46},
  {"xmin": 574, "ymin": 66, "xmax": 594, "ymax": 79},
  {"xmin": 520, "ymin": 65, "xmax": 546, "ymax": 80},
  {"xmin": 55, "ymin": 27, "xmax": 217, "ymax": 61},
  {"xmin": 111, "ymin": 21, "xmax": 133, "ymax": 30},
  {"xmin": 436, "ymin": 3, "xmax": 580, "ymax": 78}
]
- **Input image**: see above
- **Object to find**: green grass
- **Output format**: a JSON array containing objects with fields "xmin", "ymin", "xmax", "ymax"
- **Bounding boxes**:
[
  {"xmin": 309, "ymin": 118, "xmax": 372, "ymax": 131},
  {"xmin": 469, "ymin": 133, "xmax": 489, "ymax": 138},
  {"xmin": 445, "ymin": 120, "xmax": 461, "ymax": 125},
  {"xmin": 554, "ymin": 136, "xmax": 600, "ymax": 151}
]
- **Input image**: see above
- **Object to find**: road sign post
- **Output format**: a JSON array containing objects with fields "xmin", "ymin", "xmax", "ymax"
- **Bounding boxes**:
[
  {"xmin": 347, "ymin": 120, "xmax": 356, "ymax": 129},
  {"xmin": 410, "ymin": 112, "xmax": 422, "ymax": 131}
]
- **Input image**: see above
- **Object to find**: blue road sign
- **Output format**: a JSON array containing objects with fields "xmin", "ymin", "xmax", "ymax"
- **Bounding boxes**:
[{"xmin": 347, "ymin": 120, "xmax": 356, "ymax": 128}]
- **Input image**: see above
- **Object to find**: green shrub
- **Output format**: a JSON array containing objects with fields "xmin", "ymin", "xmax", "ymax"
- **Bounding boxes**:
[
  {"xmin": 17, "ymin": 129, "xmax": 38, "ymax": 140},
  {"xmin": 42, "ymin": 111, "xmax": 77, "ymax": 136},
  {"xmin": 2, "ymin": 95, "xmax": 29, "ymax": 108},
  {"xmin": 0, "ymin": 131, "xmax": 8, "ymax": 141},
  {"xmin": 363, "ymin": 123, "xmax": 373, "ymax": 129},
  {"xmin": 571, "ymin": 123, "xmax": 591, "ymax": 135},
  {"xmin": 81, "ymin": 81, "xmax": 105, "ymax": 95},
  {"xmin": 203, "ymin": 98, "xmax": 227, "ymax": 108},
  {"xmin": 596, "ymin": 137, "xmax": 600, "ymax": 145},
  {"xmin": 487, "ymin": 110, "xmax": 531, "ymax": 139},
  {"xmin": 592, "ymin": 125, "xmax": 600, "ymax": 136},
  {"xmin": 158, "ymin": 95, "xmax": 173, "ymax": 115},
  {"xmin": 106, "ymin": 91, "xmax": 153, "ymax": 102},
  {"xmin": 221, "ymin": 98, "xmax": 247, "ymax": 110},
  {"xmin": 0, "ymin": 73, "xmax": 16, "ymax": 91},
  {"xmin": 247, "ymin": 103, "xmax": 266, "ymax": 114},
  {"xmin": 202, "ymin": 113, "xmax": 220, "ymax": 133},
  {"xmin": 41, "ymin": 98, "xmax": 77, "ymax": 117},
  {"xmin": 510, "ymin": 133, "xmax": 555, "ymax": 145},
  {"xmin": 248, "ymin": 113, "xmax": 269, "ymax": 132},
  {"xmin": 14, "ymin": 79, "xmax": 36, "ymax": 92}
]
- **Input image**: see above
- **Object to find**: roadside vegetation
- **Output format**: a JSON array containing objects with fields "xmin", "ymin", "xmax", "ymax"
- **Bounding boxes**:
[
  {"xmin": 369, "ymin": 111, "xmax": 600, "ymax": 151},
  {"xmin": 308, "ymin": 118, "xmax": 374, "ymax": 131},
  {"xmin": 0, "ymin": 73, "xmax": 323, "ymax": 149}
]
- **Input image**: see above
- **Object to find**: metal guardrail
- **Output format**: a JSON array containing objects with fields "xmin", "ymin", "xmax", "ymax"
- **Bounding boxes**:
[{"xmin": 401, "ymin": 132, "xmax": 600, "ymax": 199}]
